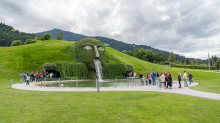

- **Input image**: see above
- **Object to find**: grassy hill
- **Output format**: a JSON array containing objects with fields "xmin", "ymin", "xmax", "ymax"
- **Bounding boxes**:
[{"xmin": 0, "ymin": 39, "xmax": 220, "ymax": 122}]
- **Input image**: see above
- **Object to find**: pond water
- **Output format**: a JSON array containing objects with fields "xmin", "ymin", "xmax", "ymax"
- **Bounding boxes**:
[{"xmin": 44, "ymin": 80, "xmax": 139, "ymax": 88}]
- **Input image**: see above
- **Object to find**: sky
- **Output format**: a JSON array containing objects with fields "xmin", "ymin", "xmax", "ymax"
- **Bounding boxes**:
[{"xmin": 0, "ymin": 0, "xmax": 220, "ymax": 59}]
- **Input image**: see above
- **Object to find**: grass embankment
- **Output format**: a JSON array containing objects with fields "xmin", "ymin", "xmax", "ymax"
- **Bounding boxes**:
[{"xmin": 0, "ymin": 40, "xmax": 220, "ymax": 122}]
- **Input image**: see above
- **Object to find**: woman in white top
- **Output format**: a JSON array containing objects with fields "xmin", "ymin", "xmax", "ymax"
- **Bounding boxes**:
[
  {"xmin": 50, "ymin": 72, "xmax": 53, "ymax": 78},
  {"xmin": 183, "ymin": 71, "xmax": 188, "ymax": 87},
  {"xmin": 160, "ymin": 73, "xmax": 165, "ymax": 90}
]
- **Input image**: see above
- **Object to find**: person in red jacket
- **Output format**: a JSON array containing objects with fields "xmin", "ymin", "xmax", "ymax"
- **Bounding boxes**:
[{"xmin": 39, "ymin": 72, "xmax": 42, "ymax": 78}]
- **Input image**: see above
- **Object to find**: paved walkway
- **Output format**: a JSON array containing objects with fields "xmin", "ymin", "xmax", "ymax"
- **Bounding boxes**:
[{"xmin": 12, "ymin": 82, "xmax": 220, "ymax": 101}]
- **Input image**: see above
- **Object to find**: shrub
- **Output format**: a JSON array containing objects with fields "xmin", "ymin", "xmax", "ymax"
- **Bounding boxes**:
[
  {"xmin": 24, "ymin": 39, "xmax": 36, "ymax": 45},
  {"xmin": 103, "ymin": 63, "xmax": 133, "ymax": 77},
  {"xmin": 41, "ymin": 33, "xmax": 52, "ymax": 40},
  {"xmin": 163, "ymin": 61, "xmax": 169, "ymax": 65},
  {"xmin": 170, "ymin": 63, "xmax": 217, "ymax": 70},
  {"xmin": 11, "ymin": 40, "xmax": 22, "ymax": 46},
  {"xmin": 216, "ymin": 60, "xmax": 220, "ymax": 70}
]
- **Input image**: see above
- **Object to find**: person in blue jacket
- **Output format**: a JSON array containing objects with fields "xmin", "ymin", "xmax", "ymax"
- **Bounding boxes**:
[{"xmin": 152, "ymin": 71, "xmax": 156, "ymax": 85}]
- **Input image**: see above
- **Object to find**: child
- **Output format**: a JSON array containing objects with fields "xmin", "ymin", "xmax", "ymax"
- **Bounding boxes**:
[{"xmin": 26, "ymin": 75, "xmax": 30, "ymax": 85}]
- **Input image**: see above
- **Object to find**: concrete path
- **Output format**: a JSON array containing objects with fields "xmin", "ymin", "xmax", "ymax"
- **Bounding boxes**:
[{"xmin": 12, "ymin": 82, "xmax": 220, "ymax": 101}]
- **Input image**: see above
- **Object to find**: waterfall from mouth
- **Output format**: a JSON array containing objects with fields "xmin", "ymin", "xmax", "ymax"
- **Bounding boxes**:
[{"xmin": 93, "ymin": 59, "xmax": 103, "ymax": 82}]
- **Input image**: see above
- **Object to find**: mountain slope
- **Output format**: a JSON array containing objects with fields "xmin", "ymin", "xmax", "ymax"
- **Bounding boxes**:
[{"xmin": 35, "ymin": 29, "xmax": 205, "ymax": 62}]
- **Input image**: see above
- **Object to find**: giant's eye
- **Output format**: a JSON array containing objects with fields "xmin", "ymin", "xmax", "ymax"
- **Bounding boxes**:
[
  {"xmin": 98, "ymin": 47, "xmax": 105, "ymax": 51},
  {"xmin": 84, "ymin": 46, "xmax": 92, "ymax": 50}
]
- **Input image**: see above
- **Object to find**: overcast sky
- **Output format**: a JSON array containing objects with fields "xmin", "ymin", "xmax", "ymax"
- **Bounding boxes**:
[{"xmin": 0, "ymin": 0, "xmax": 220, "ymax": 59}]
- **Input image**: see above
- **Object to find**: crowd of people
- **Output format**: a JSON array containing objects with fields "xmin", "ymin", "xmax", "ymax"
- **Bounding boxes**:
[
  {"xmin": 139, "ymin": 71, "xmax": 193, "ymax": 90},
  {"xmin": 20, "ymin": 71, "xmax": 58, "ymax": 85}
]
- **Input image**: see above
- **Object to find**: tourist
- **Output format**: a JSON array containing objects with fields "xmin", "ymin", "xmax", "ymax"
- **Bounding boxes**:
[
  {"xmin": 24, "ymin": 72, "xmax": 27, "ymax": 83},
  {"xmin": 167, "ymin": 73, "xmax": 172, "ymax": 89},
  {"xmin": 46, "ymin": 72, "xmax": 49, "ymax": 78},
  {"xmin": 20, "ymin": 72, "xmax": 24, "ymax": 84},
  {"xmin": 140, "ymin": 72, "xmax": 144, "ymax": 86},
  {"xmin": 183, "ymin": 71, "xmax": 188, "ymax": 87},
  {"xmin": 152, "ymin": 71, "xmax": 156, "ymax": 85},
  {"xmin": 178, "ymin": 72, "xmax": 181, "ymax": 88},
  {"xmin": 39, "ymin": 72, "xmax": 42, "ymax": 79},
  {"xmin": 164, "ymin": 72, "xmax": 168, "ymax": 89},
  {"xmin": 134, "ymin": 72, "xmax": 136, "ymax": 77},
  {"xmin": 55, "ymin": 72, "xmax": 57, "ymax": 78},
  {"xmin": 43, "ymin": 72, "xmax": 46, "ymax": 79},
  {"xmin": 160, "ymin": 73, "xmax": 165, "ymax": 90},
  {"xmin": 26, "ymin": 75, "xmax": 30, "ymax": 85},
  {"xmin": 188, "ymin": 72, "xmax": 193, "ymax": 85},
  {"xmin": 31, "ymin": 72, "xmax": 34, "ymax": 82},
  {"xmin": 148, "ymin": 73, "xmax": 152, "ymax": 85},
  {"xmin": 145, "ymin": 76, "xmax": 148, "ymax": 85},
  {"xmin": 35, "ymin": 72, "xmax": 39, "ymax": 82},
  {"xmin": 158, "ymin": 73, "xmax": 162, "ymax": 89},
  {"xmin": 50, "ymin": 72, "xmax": 53, "ymax": 78}
]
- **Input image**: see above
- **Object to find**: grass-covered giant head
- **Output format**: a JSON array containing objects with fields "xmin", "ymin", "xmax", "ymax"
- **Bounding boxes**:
[{"xmin": 76, "ymin": 38, "xmax": 106, "ymax": 68}]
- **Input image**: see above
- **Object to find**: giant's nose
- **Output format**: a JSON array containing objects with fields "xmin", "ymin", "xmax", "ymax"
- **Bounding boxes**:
[{"xmin": 94, "ymin": 45, "xmax": 100, "ymax": 58}]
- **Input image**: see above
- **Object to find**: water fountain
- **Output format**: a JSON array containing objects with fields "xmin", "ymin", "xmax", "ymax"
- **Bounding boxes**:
[{"xmin": 93, "ymin": 59, "xmax": 103, "ymax": 82}]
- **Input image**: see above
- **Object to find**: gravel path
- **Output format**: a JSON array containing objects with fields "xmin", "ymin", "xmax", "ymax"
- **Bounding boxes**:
[{"xmin": 12, "ymin": 82, "xmax": 220, "ymax": 101}]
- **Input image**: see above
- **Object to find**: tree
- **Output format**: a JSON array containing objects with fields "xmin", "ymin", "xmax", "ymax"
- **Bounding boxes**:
[
  {"xmin": 145, "ymin": 49, "xmax": 154, "ymax": 62},
  {"xmin": 41, "ymin": 33, "xmax": 51, "ymax": 40},
  {"xmin": 56, "ymin": 31, "xmax": 64, "ymax": 40},
  {"xmin": 168, "ymin": 51, "xmax": 175, "ymax": 63},
  {"xmin": 127, "ymin": 50, "xmax": 133, "ymax": 56},
  {"xmin": 194, "ymin": 59, "xmax": 198, "ymax": 65},
  {"xmin": 216, "ymin": 60, "xmax": 220, "ymax": 70},
  {"xmin": 122, "ymin": 50, "xmax": 127, "ymax": 54},
  {"xmin": 24, "ymin": 39, "xmax": 36, "ymax": 44},
  {"xmin": 133, "ymin": 48, "xmax": 148, "ymax": 61},
  {"xmin": 158, "ymin": 53, "xmax": 166, "ymax": 63},
  {"xmin": 11, "ymin": 40, "xmax": 22, "ymax": 46},
  {"xmin": 186, "ymin": 58, "xmax": 190, "ymax": 65},
  {"xmin": 181, "ymin": 58, "xmax": 185, "ymax": 64},
  {"xmin": 34, "ymin": 36, "xmax": 41, "ymax": 41}
]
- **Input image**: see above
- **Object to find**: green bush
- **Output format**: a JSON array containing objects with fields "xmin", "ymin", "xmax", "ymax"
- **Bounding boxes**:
[
  {"xmin": 170, "ymin": 63, "xmax": 217, "ymax": 70},
  {"xmin": 216, "ymin": 60, "xmax": 220, "ymax": 70},
  {"xmin": 11, "ymin": 40, "xmax": 22, "ymax": 46},
  {"xmin": 41, "ymin": 33, "xmax": 52, "ymax": 40},
  {"xmin": 44, "ymin": 62, "xmax": 88, "ymax": 78},
  {"xmin": 163, "ymin": 61, "xmax": 169, "ymax": 65},
  {"xmin": 24, "ymin": 39, "xmax": 36, "ymax": 45},
  {"xmin": 103, "ymin": 63, "xmax": 133, "ymax": 77}
]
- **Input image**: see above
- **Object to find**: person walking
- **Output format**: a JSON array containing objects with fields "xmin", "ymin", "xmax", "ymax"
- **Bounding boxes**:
[
  {"xmin": 158, "ymin": 73, "xmax": 162, "ymax": 89},
  {"xmin": 35, "ymin": 72, "xmax": 39, "ymax": 82},
  {"xmin": 20, "ymin": 72, "xmax": 24, "ymax": 84},
  {"xmin": 152, "ymin": 71, "xmax": 156, "ymax": 85},
  {"xmin": 148, "ymin": 73, "xmax": 152, "ymax": 85},
  {"xmin": 160, "ymin": 73, "xmax": 165, "ymax": 90},
  {"xmin": 140, "ymin": 72, "xmax": 144, "ymax": 86},
  {"xmin": 188, "ymin": 72, "xmax": 193, "ymax": 85},
  {"xmin": 178, "ymin": 72, "xmax": 181, "ymax": 88},
  {"xmin": 183, "ymin": 71, "xmax": 188, "ymax": 87},
  {"xmin": 24, "ymin": 72, "xmax": 27, "ymax": 83},
  {"xmin": 26, "ymin": 75, "xmax": 30, "ymax": 85}
]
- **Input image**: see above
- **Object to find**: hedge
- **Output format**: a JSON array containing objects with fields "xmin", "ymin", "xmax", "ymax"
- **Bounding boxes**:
[
  {"xmin": 103, "ymin": 63, "xmax": 134, "ymax": 77},
  {"xmin": 170, "ymin": 63, "xmax": 217, "ymax": 70},
  {"xmin": 44, "ymin": 62, "xmax": 88, "ymax": 78},
  {"xmin": 216, "ymin": 60, "xmax": 220, "ymax": 70}
]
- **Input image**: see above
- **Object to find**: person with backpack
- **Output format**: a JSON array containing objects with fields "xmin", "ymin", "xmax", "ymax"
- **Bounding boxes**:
[
  {"xmin": 178, "ymin": 72, "xmax": 182, "ymax": 88},
  {"xmin": 188, "ymin": 72, "xmax": 193, "ymax": 85},
  {"xmin": 151, "ymin": 71, "xmax": 156, "ymax": 85}
]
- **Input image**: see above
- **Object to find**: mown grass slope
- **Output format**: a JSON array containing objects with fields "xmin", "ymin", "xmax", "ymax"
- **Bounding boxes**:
[{"xmin": 0, "ymin": 40, "xmax": 220, "ymax": 122}]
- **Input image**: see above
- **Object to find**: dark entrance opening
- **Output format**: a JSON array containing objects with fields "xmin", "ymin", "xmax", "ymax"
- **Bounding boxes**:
[{"xmin": 46, "ymin": 70, "xmax": 61, "ymax": 78}]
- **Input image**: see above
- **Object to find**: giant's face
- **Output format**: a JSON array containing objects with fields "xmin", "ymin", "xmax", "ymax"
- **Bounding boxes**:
[{"xmin": 76, "ymin": 38, "xmax": 106, "ymax": 68}]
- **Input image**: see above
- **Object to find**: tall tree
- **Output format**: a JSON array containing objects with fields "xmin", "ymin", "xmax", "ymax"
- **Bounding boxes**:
[
  {"xmin": 127, "ymin": 51, "xmax": 133, "ymax": 56},
  {"xmin": 56, "ymin": 31, "xmax": 64, "ymax": 40},
  {"xmin": 186, "ymin": 58, "xmax": 190, "ymax": 65},
  {"xmin": 168, "ymin": 52, "xmax": 175, "ymax": 63}
]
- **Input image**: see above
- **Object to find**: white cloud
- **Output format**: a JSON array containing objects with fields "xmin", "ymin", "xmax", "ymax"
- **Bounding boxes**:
[{"xmin": 0, "ymin": 0, "xmax": 220, "ymax": 59}]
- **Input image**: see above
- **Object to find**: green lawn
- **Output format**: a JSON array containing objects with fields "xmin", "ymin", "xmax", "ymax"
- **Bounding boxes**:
[{"xmin": 0, "ymin": 40, "xmax": 220, "ymax": 122}]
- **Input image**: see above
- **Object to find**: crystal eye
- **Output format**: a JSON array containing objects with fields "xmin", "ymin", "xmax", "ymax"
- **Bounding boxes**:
[
  {"xmin": 84, "ymin": 46, "xmax": 92, "ymax": 50},
  {"xmin": 98, "ymin": 47, "xmax": 105, "ymax": 51}
]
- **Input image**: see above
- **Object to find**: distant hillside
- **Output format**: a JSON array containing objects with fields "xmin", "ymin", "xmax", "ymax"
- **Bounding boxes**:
[
  {"xmin": 0, "ymin": 22, "xmax": 36, "ymax": 46},
  {"xmin": 35, "ymin": 29, "xmax": 206, "ymax": 62}
]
